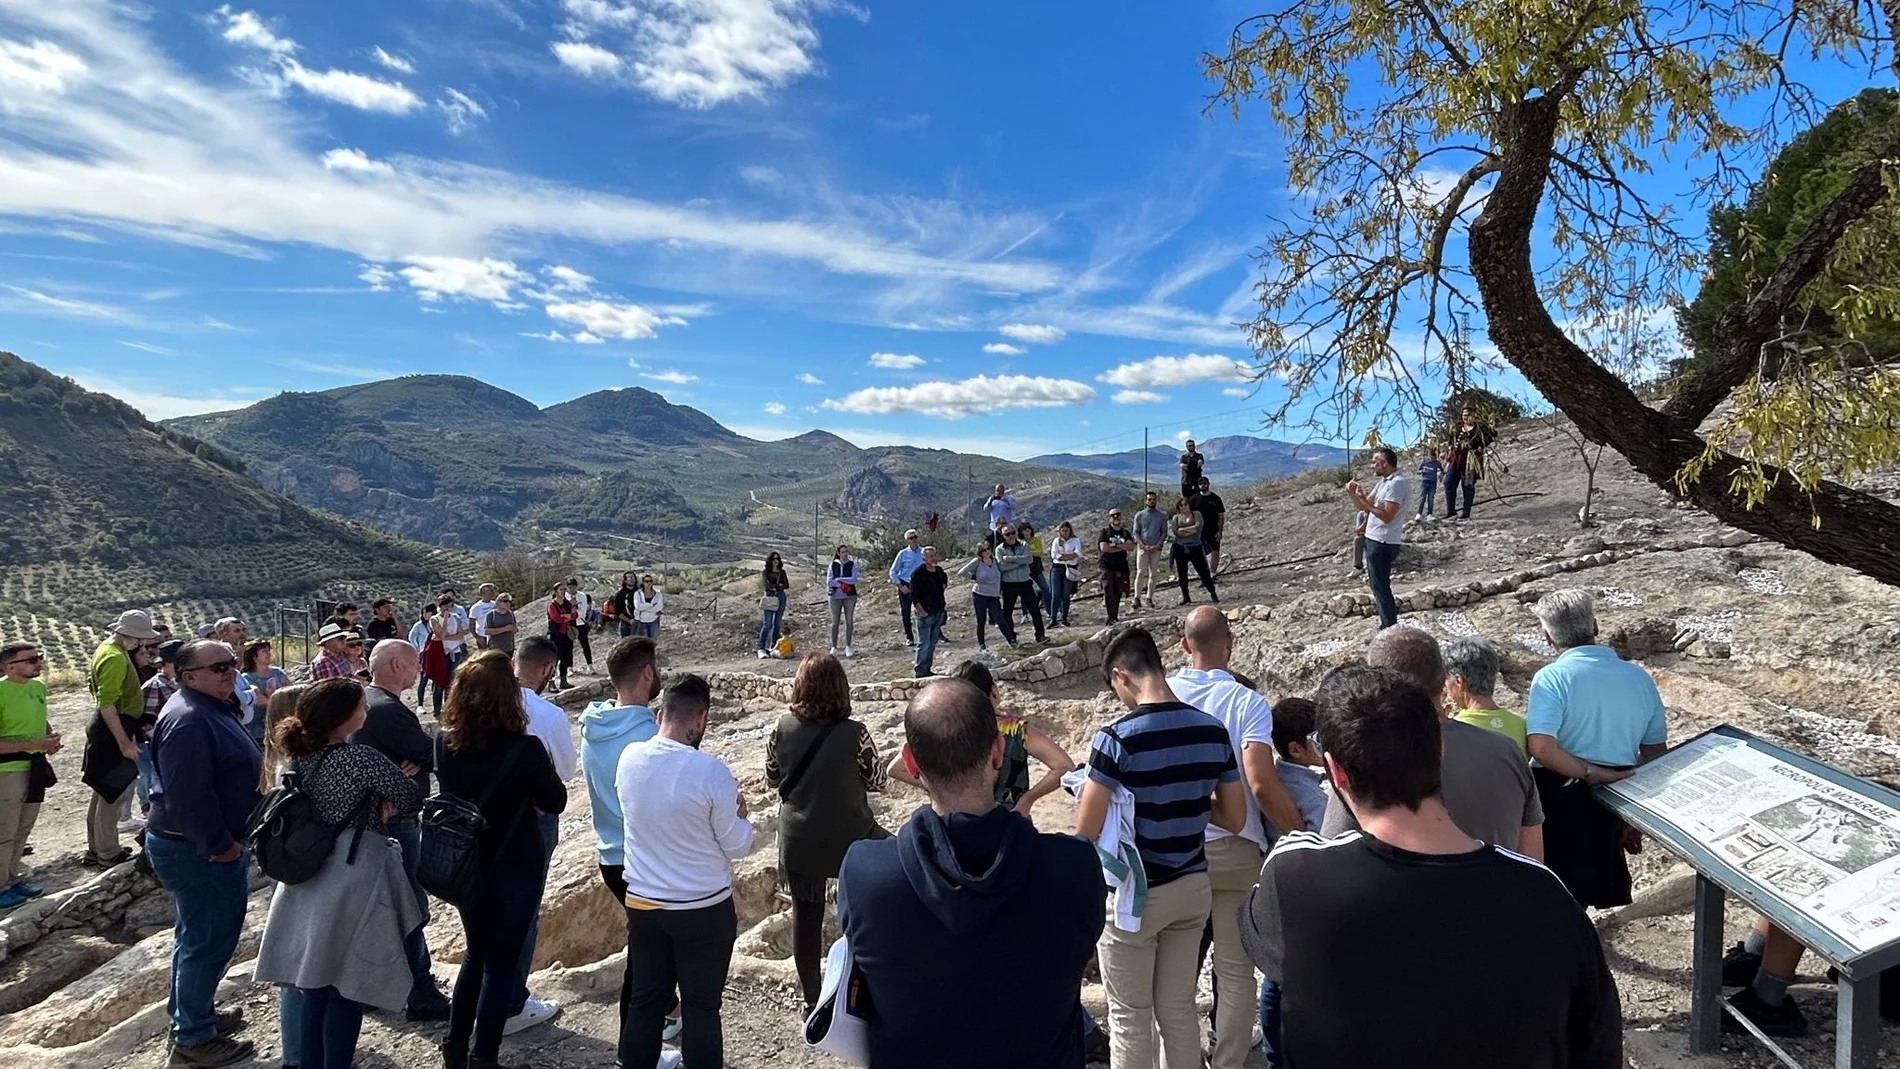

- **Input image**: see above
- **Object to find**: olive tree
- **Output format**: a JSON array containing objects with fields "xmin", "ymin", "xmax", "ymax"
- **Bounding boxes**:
[{"xmin": 1209, "ymin": 0, "xmax": 1900, "ymax": 584}]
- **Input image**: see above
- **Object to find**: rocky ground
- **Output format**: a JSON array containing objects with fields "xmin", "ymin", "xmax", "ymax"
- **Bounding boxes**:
[{"xmin": 6, "ymin": 412, "xmax": 1900, "ymax": 1068}]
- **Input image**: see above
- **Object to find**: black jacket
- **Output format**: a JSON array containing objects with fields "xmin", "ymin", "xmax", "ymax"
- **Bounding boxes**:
[
  {"xmin": 909, "ymin": 564, "xmax": 949, "ymax": 615},
  {"xmin": 354, "ymin": 685, "xmax": 435, "ymax": 797}
]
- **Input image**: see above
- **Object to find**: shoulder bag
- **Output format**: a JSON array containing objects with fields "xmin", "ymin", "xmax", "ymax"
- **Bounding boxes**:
[{"xmin": 417, "ymin": 737, "xmax": 528, "ymax": 906}]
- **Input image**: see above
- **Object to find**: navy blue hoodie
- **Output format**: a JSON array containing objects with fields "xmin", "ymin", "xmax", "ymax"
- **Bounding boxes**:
[{"xmin": 839, "ymin": 804, "xmax": 1105, "ymax": 1069}]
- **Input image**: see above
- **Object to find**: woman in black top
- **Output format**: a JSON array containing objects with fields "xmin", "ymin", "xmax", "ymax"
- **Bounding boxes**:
[
  {"xmin": 265, "ymin": 678, "xmax": 422, "ymax": 1069},
  {"xmin": 758, "ymin": 552, "xmax": 790, "ymax": 657},
  {"xmin": 435, "ymin": 651, "xmax": 567, "ymax": 1069}
]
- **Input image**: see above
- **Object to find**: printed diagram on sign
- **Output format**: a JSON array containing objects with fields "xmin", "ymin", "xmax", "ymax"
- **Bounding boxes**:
[{"xmin": 1753, "ymin": 796, "xmax": 1900, "ymax": 875}]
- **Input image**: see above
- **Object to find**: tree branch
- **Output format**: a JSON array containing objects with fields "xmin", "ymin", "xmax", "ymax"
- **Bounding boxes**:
[{"xmin": 1663, "ymin": 121, "xmax": 1900, "ymax": 428}]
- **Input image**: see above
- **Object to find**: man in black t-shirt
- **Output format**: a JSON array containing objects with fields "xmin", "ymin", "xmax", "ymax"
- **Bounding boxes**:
[
  {"xmin": 1178, "ymin": 440, "xmax": 1204, "ymax": 499},
  {"xmin": 1189, "ymin": 477, "xmax": 1227, "ymax": 574},
  {"xmin": 1097, "ymin": 509, "xmax": 1133, "ymax": 624},
  {"xmin": 909, "ymin": 547, "xmax": 949, "ymax": 678},
  {"xmin": 1241, "ymin": 666, "xmax": 1622, "ymax": 1069},
  {"xmin": 365, "ymin": 599, "xmax": 401, "ymax": 643}
]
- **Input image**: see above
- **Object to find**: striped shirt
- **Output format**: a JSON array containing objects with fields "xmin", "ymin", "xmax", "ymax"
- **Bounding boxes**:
[{"xmin": 1087, "ymin": 701, "xmax": 1240, "ymax": 886}]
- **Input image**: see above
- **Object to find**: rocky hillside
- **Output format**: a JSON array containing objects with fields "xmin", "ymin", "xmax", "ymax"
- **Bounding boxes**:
[
  {"xmin": 0, "ymin": 354, "xmax": 475, "ymax": 672},
  {"xmin": 169, "ymin": 376, "xmax": 1134, "ymax": 561}
]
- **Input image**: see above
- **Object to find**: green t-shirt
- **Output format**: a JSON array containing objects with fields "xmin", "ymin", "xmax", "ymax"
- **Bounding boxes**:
[
  {"xmin": 0, "ymin": 677, "xmax": 49, "ymax": 771},
  {"xmin": 89, "ymin": 640, "xmax": 142, "ymax": 720},
  {"xmin": 1453, "ymin": 707, "xmax": 1528, "ymax": 753}
]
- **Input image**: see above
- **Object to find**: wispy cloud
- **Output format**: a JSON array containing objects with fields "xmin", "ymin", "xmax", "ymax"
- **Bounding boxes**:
[
  {"xmin": 1112, "ymin": 389, "xmax": 1167, "ymax": 404},
  {"xmin": 276, "ymin": 356, "xmax": 398, "ymax": 380},
  {"xmin": 982, "ymin": 342, "xmax": 1025, "ymax": 356},
  {"xmin": 823, "ymin": 374, "xmax": 1096, "ymax": 419},
  {"xmin": 370, "ymin": 46, "xmax": 414, "ymax": 74},
  {"xmin": 796, "ymin": 372, "xmax": 823, "ymax": 384},
  {"xmin": 1098, "ymin": 353, "xmax": 1250, "ymax": 389},
  {"xmin": 68, "ymin": 369, "xmax": 267, "ymax": 421},
  {"xmin": 999, "ymin": 323, "xmax": 1066, "ymax": 345},
  {"xmin": 868, "ymin": 351, "xmax": 925, "ymax": 369},
  {"xmin": 213, "ymin": 7, "xmax": 422, "ymax": 114},
  {"xmin": 438, "ymin": 87, "xmax": 486, "ymax": 134},
  {"xmin": 119, "ymin": 340, "xmax": 180, "ymax": 356},
  {"xmin": 642, "ymin": 369, "xmax": 697, "ymax": 384},
  {"xmin": 2, "ymin": 285, "xmax": 138, "ymax": 323},
  {"xmin": 763, "ymin": 401, "xmax": 786, "ymax": 415},
  {"xmin": 545, "ymin": 298, "xmax": 690, "ymax": 340}
]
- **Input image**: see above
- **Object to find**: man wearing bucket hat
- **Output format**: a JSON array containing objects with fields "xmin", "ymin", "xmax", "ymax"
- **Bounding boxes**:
[
  {"xmin": 309, "ymin": 623, "xmax": 353, "ymax": 681},
  {"xmin": 83, "ymin": 609, "xmax": 160, "ymax": 869}
]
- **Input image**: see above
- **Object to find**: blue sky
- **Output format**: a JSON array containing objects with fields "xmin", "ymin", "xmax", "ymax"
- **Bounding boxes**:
[{"xmin": 0, "ymin": 2, "xmax": 1880, "ymax": 461}]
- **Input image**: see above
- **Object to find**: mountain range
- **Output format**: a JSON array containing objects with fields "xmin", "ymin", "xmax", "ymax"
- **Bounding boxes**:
[
  {"xmin": 1028, "ymin": 436, "xmax": 1347, "ymax": 486},
  {"xmin": 166, "ymin": 375, "xmax": 1135, "ymax": 561},
  {"xmin": 0, "ymin": 353, "xmax": 473, "ymax": 672}
]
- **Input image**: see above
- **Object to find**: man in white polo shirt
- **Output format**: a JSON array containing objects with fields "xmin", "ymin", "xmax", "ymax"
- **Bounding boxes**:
[
  {"xmin": 469, "ymin": 584, "xmax": 499, "ymax": 650},
  {"xmin": 1169, "ymin": 606, "xmax": 1308, "ymax": 1069},
  {"xmin": 1345, "ymin": 446, "xmax": 1410, "ymax": 629}
]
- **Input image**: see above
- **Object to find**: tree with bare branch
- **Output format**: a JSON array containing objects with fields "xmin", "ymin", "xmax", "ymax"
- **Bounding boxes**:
[{"xmin": 1209, "ymin": 0, "xmax": 1900, "ymax": 584}]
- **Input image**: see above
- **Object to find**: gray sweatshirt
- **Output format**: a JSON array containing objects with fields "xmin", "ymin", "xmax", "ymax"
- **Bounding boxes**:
[
  {"xmin": 1133, "ymin": 506, "xmax": 1168, "ymax": 547},
  {"xmin": 994, "ymin": 540, "xmax": 1034, "ymax": 584},
  {"xmin": 958, "ymin": 558, "xmax": 1003, "ymax": 598}
]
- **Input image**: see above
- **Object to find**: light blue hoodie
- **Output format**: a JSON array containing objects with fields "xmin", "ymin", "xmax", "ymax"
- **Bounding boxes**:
[{"xmin": 579, "ymin": 699, "xmax": 658, "ymax": 867}]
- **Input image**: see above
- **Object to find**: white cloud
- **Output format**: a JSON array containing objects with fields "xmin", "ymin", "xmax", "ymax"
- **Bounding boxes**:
[
  {"xmin": 119, "ymin": 340, "xmax": 180, "ymax": 356},
  {"xmin": 642, "ymin": 369, "xmax": 697, "ymax": 384},
  {"xmin": 1098, "ymin": 353, "xmax": 1251, "ymax": 389},
  {"xmin": 215, "ymin": 7, "xmax": 421, "ymax": 114},
  {"xmin": 438, "ymin": 88, "xmax": 486, "ymax": 133},
  {"xmin": 868, "ymin": 351, "xmax": 925, "ymax": 370},
  {"xmin": 552, "ymin": 39, "xmax": 623, "ymax": 76},
  {"xmin": 796, "ymin": 372, "xmax": 823, "ymax": 384},
  {"xmin": 822, "ymin": 374, "xmax": 1096, "ymax": 420},
  {"xmin": 1173, "ymin": 429, "xmax": 1192, "ymax": 443},
  {"xmin": 321, "ymin": 148, "xmax": 393, "ymax": 176},
  {"xmin": 358, "ymin": 264, "xmax": 397, "ymax": 291},
  {"xmin": 554, "ymin": 0, "xmax": 857, "ymax": 108},
  {"xmin": 0, "ymin": 38, "xmax": 88, "ymax": 94},
  {"xmin": 982, "ymin": 342, "xmax": 1026, "ymax": 356},
  {"xmin": 544, "ymin": 265, "xmax": 595, "ymax": 292},
  {"xmin": 1, "ymin": 285, "xmax": 135, "ymax": 323},
  {"xmin": 1221, "ymin": 386, "xmax": 1251, "ymax": 398},
  {"xmin": 544, "ymin": 298, "xmax": 689, "ymax": 339},
  {"xmin": 1112, "ymin": 389, "xmax": 1167, "ymax": 405},
  {"xmin": 575, "ymin": 331, "xmax": 604, "ymax": 344},
  {"xmin": 215, "ymin": 6, "xmax": 294, "ymax": 56},
  {"xmin": 370, "ymin": 46, "xmax": 414, "ymax": 74},
  {"xmin": 397, "ymin": 256, "xmax": 532, "ymax": 303},
  {"xmin": 999, "ymin": 323, "xmax": 1065, "ymax": 345},
  {"xmin": 69, "ymin": 369, "xmax": 266, "ymax": 421},
  {"xmin": 520, "ymin": 330, "xmax": 569, "ymax": 342},
  {"xmin": 739, "ymin": 164, "xmax": 783, "ymax": 187},
  {"xmin": 763, "ymin": 401, "xmax": 786, "ymax": 415}
]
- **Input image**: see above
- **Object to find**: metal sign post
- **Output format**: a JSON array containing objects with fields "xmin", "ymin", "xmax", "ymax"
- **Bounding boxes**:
[{"xmin": 1598, "ymin": 725, "xmax": 1897, "ymax": 1069}]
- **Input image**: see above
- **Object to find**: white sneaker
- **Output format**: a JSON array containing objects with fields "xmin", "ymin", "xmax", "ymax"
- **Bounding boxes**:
[
  {"xmin": 756, "ymin": 649, "xmax": 769, "ymax": 659},
  {"xmin": 502, "ymin": 997, "xmax": 560, "ymax": 1035},
  {"xmin": 662, "ymin": 1014, "xmax": 683, "ymax": 1042},
  {"xmin": 828, "ymin": 647, "xmax": 839, "ymax": 655},
  {"xmin": 843, "ymin": 646, "xmax": 855, "ymax": 658}
]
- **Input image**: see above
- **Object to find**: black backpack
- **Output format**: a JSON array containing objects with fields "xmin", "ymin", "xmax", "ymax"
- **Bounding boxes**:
[
  {"xmin": 246, "ymin": 751, "xmax": 363, "ymax": 884},
  {"xmin": 417, "ymin": 738, "xmax": 525, "ymax": 907}
]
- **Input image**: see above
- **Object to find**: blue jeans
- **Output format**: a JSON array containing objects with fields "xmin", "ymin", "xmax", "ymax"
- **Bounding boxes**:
[
  {"xmin": 390, "ymin": 817, "xmax": 434, "ymax": 996},
  {"xmin": 1417, "ymin": 479, "xmax": 1437, "ymax": 516},
  {"xmin": 1030, "ymin": 571, "xmax": 1051, "ymax": 618},
  {"xmin": 913, "ymin": 609, "xmax": 944, "ymax": 677},
  {"xmin": 510, "ymin": 812, "xmax": 560, "ymax": 1016},
  {"xmin": 292, "ymin": 985, "xmax": 363, "ymax": 1069},
  {"xmin": 1259, "ymin": 979, "xmax": 1283, "ymax": 1068},
  {"xmin": 1050, "ymin": 569, "xmax": 1075, "ymax": 623},
  {"xmin": 637, "ymin": 621, "xmax": 660, "ymax": 640},
  {"xmin": 770, "ymin": 592, "xmax": 786, "ymax": 642},
  {"xmin": 758, "ymin": 605, "xmax": 781, "ymax": 651},
  {"xmin": 145, "ymin": 835, "xmax": 251, "ymax": 1046},
  {"xmin": 134, "ymin": 741, "xmax": 156, "ymax": 812},
  {"xmin": 1364, "ymin": 539, "xmax": 1399, "ymax": 628}
]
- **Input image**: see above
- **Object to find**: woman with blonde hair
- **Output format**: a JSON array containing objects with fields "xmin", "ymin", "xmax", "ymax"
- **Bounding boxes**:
[
  {"xmin": 433, "ymin": 651, "xmax": 567, "ymax": 1069},
  {"xmin": 256, "ymin": 683, "xmax": 309, "ymax": 793},
  {"xmin": 765, "ymin": 652, "xmax": 886, "ymax": 1011}
]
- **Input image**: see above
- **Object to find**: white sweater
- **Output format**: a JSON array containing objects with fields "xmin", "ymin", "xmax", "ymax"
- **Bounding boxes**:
[{"xmin": 615, "ymin": 735, "xmax": 754, "ymax": 909}]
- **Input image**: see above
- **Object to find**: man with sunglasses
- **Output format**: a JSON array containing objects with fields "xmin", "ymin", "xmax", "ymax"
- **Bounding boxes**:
[
  {"xmin": 146, "ymin": 640, "xmax": 264, "ymax": 1068},
  {"xmin": 84, "ymin": 610, "xmax": 160, "ymax": 869},
  {"xmin": 0, "ymin": 642, "xmax": 58, "ymax": 909}
]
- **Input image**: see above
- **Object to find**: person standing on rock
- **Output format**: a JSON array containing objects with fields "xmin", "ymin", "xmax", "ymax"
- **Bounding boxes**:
[
  {"xmin": 440, "ymin": 590, "xmax": 473, "ymax": 672},
  {"xmin": 958, "ymin": 543, "xmax": 1012, "ymax": 649},
  {"xmin": 0, "ymin": 641, "xmax": 57, "ymax": 909},
  {"xmin": 826, "ymin": 547, "xmax": 860, "ymax": 657},
  {"xmin": 1241, "ymin": 665, "xmax": 1623, "ymax": 1069},
  {"xmin": 1190, "ymin": 478, "xmax": 1228, "ymax": 576},
  {"xmin": 1170, "ymin": 609, "xmax": 1309, "ymax": 1069},
  {"xmin": 759, "ymin": 553, "xmax": 790, "ymax": 658},
  {"xmin": 888, "ymin": 528, "xmax": 927, "ymax": 648},
  {"xmin": 1131, "ymin": 490, "xmax": 1168, "ymax": 611},
  {"xmin": 580, "ymin": 637, "xmax": 663, "ymax": 1030},
  {"xmin": 434, "ymin": 651, "xmax": 567, "ymax": 1069},
  {"xmin": 1525, "ymin": 590, "xmax": 1668, "ymax": 910},
  {"xmin": 566, "ymin": 578, "xmax": 596, "ymax": 672},
  {"xmin": 767, "ymin": 653, "xmax": 889, "ymax": 1012},
  {"xmin": 504, "ymin": 636, "xmax": 578, "ymax": 1038},
  {"xmin": 1098, "ymin": 507, "xmax": 1134, "ymax": 623},
  {"xmin": 1178, "ymin": 439, "xmax": 1205, "ymax": 501},
  {"xmin": 1443, "ymin": 406, "xmax": 1496, "ymax": 520},
  {"xmin": 615, "ymin": 675, "xmax": 753, "ymax": 1069},
  {"xmin": 1077, "ymin": 627, "xmax": 1245, "ymax": 1069},
  {"xmin": 984, "ymin": 484, "xmax": 1017, "ymax": 546},
  {"xmin": 255, "ymin": 678, "xmax": 424, "ymax": 1069},
  {"xmin": 1049, "ymin": 521, "xmax": 1083, "ymax": 627},
  {"xmin": 84, "ymin": 609, "xmax": 159, "ymax": 869},
  {"xmin": 631, "ymin": 574, "xmax": 665, "ymax": 641},
  {"xmin": 994, "ymin": 524, "xmax": 1047, "ymax": 645},
  {"xmin": 1321, "ymin": 628, "xmax": 1544, "ymax": 861},
  {"xmin": 146, "ymin": 639, "xmax": 265, "ymax": 1069},
  {"xmin": 482, "ymin": 595, "xmax": 519, "ymax": 658},
  {"xmin": 1417, "ymin": 448, "xmax": 1443, "ymax": 520},
  {"xmin": 546, "ymin": 584, "xmax": 578, "ymax": 691},
  {"xmin": 1167, "ymin": 497, "xmax": 1219, "ymax": 606},
  {"xmin": 840, "ymin": 677, "xmax": 1104, "ymax": 1069},
  {"xmin": 909, "ymin": 546, "xmax": 949, "ymax": 678},
  {"xmin": 353, "ymin": 638, "xmax": 454, "ymax": 1021},
  {"xmin": 469, "ymin": 585, "xmax": 499, "ymax": 651},
  {"xmin": 1344, "ymin": 446, "xmax": 1408, "ymax": 629}
]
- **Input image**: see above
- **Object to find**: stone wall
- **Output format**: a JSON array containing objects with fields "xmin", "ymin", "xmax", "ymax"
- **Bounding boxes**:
[{"xmin": 0, "ymin": 860, "xmax": 160, "ymax": 965}]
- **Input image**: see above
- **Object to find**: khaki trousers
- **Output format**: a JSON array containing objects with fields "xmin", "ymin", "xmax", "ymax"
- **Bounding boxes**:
[
  {"xmin": 1206, "ymin": 835, "xmax": 1266, "ymax": 1069},
  {"xmin": 1134, "ymin": 547, "xmax": 1164, "ymax": 603},
  {"xmin": 87, "ymin": 781, "xmax": 132, "ymax": 858},
  {"xmin": 0, "ymin": 768, "xmax": 39, "ymax": 882},
  {"xmin": 1099, "ymin": 869, "xmax": 1211, "ymax": 1069}
]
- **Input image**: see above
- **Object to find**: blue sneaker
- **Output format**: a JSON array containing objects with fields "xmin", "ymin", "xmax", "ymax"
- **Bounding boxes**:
[
  {"xmin": 0, "ymin": 887, "xmax": 29, "ymax": 910},
  {"xmin": 8, "ymin": 881, "xmax": 42, "ymax": 898}
]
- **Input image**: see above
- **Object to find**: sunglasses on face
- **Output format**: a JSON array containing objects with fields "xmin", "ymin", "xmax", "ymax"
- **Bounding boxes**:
[
  {"xmin": 192, "ymin": 661, "xmax": 238, "ymax": 675},
  {"xmin": 7, "ymin": 655, "xmax": 42, "ymax": 666}
]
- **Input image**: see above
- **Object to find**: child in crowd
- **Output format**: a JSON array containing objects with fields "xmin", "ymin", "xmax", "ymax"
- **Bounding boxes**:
[
  {"xmin": 1417, "ymin": 450, "xmax": 1443, "ymax": 519},
  {"xmin": 1270, "ymin": 696, "xmax": 1329, "ymax": 831}
]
